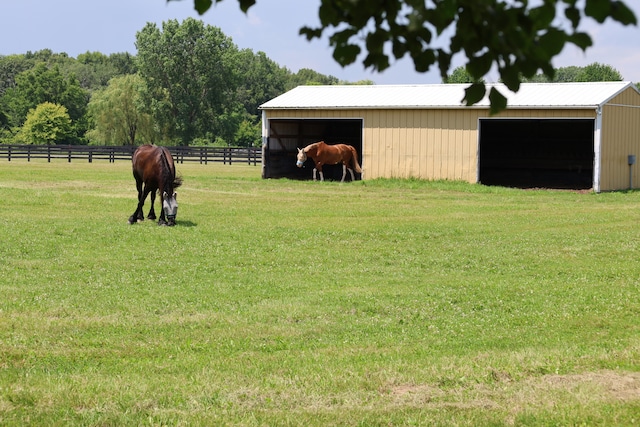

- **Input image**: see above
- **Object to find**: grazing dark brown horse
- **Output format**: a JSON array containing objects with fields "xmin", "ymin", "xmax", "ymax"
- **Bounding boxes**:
[
  {"xmin": 128, "ymin": 144, "xmax": 183, "ymax": 226},
  {"xmin": 296, "ymin": 141, "xmax": 362, "ymax": 182}
]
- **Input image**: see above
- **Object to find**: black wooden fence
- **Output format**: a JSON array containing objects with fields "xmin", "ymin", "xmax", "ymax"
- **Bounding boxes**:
[{"xmin": 0, "ymin": 145, "xmax": 261, "ymax": 165}]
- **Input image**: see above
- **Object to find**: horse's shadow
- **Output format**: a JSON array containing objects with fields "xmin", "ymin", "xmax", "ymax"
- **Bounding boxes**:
[{"xmin": 176, "ymin": 220, "xmax": 197, "ymax": 227}]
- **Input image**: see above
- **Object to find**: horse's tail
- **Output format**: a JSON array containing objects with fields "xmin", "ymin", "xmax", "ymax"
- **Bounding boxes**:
[{"xmin": 350, "ymin": 147, "xmax": 362, "ymax": 173}]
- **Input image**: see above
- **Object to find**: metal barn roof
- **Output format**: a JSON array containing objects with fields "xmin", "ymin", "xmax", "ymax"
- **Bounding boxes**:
[{"xmin": 260, "ymin": 81, "xmax": 636, "ymax": 110}]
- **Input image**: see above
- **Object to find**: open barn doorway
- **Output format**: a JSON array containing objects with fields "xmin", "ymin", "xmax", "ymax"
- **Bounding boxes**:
[
  {"xmin": 479, "ymin": 118, "xmax": 594, "ymax": 190},
  {"xmin": 262, "ymin": 118, "xmax": 363, "ymax": 180}
]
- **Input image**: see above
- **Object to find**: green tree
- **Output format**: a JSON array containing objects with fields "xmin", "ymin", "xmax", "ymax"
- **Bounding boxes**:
[
  {"xmin": 524, "ymin": 63, "xmax": 623, "ymax": 83},
  {"xmin": 285, "ymin": 68, "xmax": 340, "ymax": 90},
  {"xmin": 346, "ymin": 79, "xmax": 376, "ymax": 85},
  {"xmin": 575, "ymin": 62, "xmax": 623, "ymax": 81},
  {"xmin": 71, "ymin": 51, "xmax": 121, "ymax": 90},
  {"xmin": 184, "ymin": 0, "xmax": 636, "ymax": 113},
  {"xmin": 234, "ymin": 118, "xmax": 261, "ymax": 147},
  {"xmin": 4, "ymin": 63, "xmax": 88, "ymax": 127},
  {"xmin": 16, "ymin": 102, "xmax": 72, "ymax": 145},
  {"xmin": 443, "ymin": 66, "xmax": 485, "ymax": 84},
  {"xmin": 549, "ymin": 66, "xmax": 582, "ymax": 82},
  {"xmin": 86, "ymin": 74, "xmax": 155, "ymax": 146},
  {"xmin": 0, "ymin": 54, "xmax": 35, "ymax": 97},
  {"xmin": 136, "ymin": 18, "xmax": 238, "ymax": 145},
  {"xmin": 107, "ymin": 52, "xmax": 138, "ymax": 76},
  {"xmin": 236, "ymin": 49, "xmax": 288, "ymax": 118}
]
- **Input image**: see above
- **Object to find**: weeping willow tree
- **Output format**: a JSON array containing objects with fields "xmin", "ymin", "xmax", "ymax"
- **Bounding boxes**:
[{"xmin": 86, "ymin": 74, "xmax": 156, "ymax": 146}]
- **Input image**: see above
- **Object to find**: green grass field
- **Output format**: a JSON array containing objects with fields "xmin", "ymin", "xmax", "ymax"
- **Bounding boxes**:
[{"xmin": 1, "ymin": 160, "xmax": 639, "ymax": 426}]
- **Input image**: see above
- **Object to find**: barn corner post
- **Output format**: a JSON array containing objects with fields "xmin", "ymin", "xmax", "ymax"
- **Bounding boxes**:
[
  {"xmin": 261, "ymin": 110, "xmax": 268, "ymax": 179},
  {"xmin": 593, "ymin": 106, "xmax": 602, "ymax": 193}
]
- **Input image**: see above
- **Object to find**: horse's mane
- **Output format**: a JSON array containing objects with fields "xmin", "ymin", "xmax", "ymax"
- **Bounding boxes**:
[
  {"xmin": 304, "ymin": 141, "xmax": 325, "ymax": 154},
  {"xmin": 159, "ymin": 148, "xmax": 183, "ymax": 193}
]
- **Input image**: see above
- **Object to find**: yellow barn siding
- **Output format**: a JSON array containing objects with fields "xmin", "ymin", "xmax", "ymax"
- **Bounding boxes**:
[
  {"xmin": 417, "ymin": 112, "xmax": 428, "ymax": 178},
  {"xmin": 415, "ymin": 112, "xmax": 426, "ymax": 177},
  {"xmin": 598, "ymin": 87, "xmax": 640, "ymax": 191},
  {"xmin": 269, "ymin": 108, "xmax": 482, "ymax": 182},
  {"xmin": 425, "ymin": 112, "xmax": 436, "ymax": 179},
  {"xmin": 399, "ymin": 111, "xmax": 411, "ymax": 177},
  {"xmin": 391, "ymin": 110, "xmax": 402, "ymax": 177},
  {"xmin": 600, "ymin": 106, "xmax": 640, "ymax": 190},
  {"xmin": 408, "ymin": 111, "xmax": 419, "ymax": 177}
]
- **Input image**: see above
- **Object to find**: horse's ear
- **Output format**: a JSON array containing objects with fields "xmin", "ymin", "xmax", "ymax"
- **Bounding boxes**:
[
  {"xmin": 297, "ymin": 148, "xmax": 302, "ymax": 153},
  {"xmin": 173, "ymin": 192, "xmax": 177, "ymax": 200}
]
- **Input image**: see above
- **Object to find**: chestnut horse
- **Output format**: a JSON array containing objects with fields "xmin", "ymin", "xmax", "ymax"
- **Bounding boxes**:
[
  {"xmin": 296, "ymin": 141, "xmax": 362, "ymax": 182},
  {"xmin": 128, "ymin": 144, "xmax": 183, "ymax": 226}
]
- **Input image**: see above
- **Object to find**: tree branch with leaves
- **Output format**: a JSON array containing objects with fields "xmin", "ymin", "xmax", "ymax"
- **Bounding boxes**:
[{"xmin": 179, "ymin": 0, "xmax": 637, "ymax": 113}]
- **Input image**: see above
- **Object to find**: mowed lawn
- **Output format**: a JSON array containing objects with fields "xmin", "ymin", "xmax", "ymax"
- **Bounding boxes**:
[{"xmin": 0, "ymin": 160, "xmax": 639, "ymax": 426}]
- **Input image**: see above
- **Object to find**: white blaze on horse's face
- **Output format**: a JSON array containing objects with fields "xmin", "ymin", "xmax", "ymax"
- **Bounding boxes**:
[
  {"xmin": 296, "ymin": 148, "xmax": 306, "ymax": 167},
  {"xmin": 162, "ymin": 191, "xmax": 178, "ymax": 225}
]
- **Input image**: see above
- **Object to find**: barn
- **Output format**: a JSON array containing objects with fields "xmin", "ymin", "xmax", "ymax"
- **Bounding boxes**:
[{"xmin": 259, "ymin": 81, "xmax": 640, "ymax": 192}]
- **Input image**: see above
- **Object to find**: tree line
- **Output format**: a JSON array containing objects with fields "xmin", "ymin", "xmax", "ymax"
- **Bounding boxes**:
[
  {"xmin": 445, "ymin": 63, "xmax": 638, "ymax": 85},
  {"xmin": 0, "ymin": 18, "xmax": 636, "ymax": 147},
  {"xmin": 0, "ymin": 18, "xmax": 372, "ymax": 147}
]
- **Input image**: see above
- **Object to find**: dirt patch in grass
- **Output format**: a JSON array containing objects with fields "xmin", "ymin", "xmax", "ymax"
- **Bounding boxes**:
[
  {"xmin": 541, "ymin": 370, "xmax": 640, "ymax": 401},
  {"xmin": 389, "ymin": 370, "xmax": 640, "ymax": 409}
]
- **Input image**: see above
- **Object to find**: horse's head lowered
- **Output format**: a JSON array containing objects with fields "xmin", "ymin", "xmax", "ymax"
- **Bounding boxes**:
[
  {"xmin": 162, "ymin": 191, "xmax": 178, "ymax": 226},
  {"xmin": 296, "ymin": 148, "xmax": 307, "ymax": 167}
]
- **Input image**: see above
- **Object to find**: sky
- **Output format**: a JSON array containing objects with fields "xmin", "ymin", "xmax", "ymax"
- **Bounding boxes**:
[{"xmin": 1, "ymin": 0, "xmax": 639, "ymax": 84}]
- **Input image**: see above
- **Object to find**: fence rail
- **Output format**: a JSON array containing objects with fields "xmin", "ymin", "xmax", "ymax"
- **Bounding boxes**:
[{"xmin": 0, "ymin": 145, "xmax": 261, "ymax": 165}]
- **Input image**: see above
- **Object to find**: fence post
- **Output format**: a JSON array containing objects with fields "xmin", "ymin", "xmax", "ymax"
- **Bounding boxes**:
[
  {"xmin": 48, "ymin": 145, "xmax": 51, "ymax": 162},
  {"xmin": 7, "ymin": 145, "xmax": 11, "ymax": 162},
  {"xmin": 67, "ymin": 145, "xmax": 72, "ymax": 163}
]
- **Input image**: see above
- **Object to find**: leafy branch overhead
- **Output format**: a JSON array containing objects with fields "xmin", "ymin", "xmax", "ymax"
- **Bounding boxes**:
[{"xmin": 184, "ymin": 0, "xmax": 637, "ymax": 113}]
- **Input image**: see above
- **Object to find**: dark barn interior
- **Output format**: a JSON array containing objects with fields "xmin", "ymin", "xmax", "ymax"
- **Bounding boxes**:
[
  {"xmin": 263, "ymin": 119, "xmax": 363, "ymax": 180},
  {"xmin": 479, "ymin": 118, "xmax": 594, "ymax": 190}
]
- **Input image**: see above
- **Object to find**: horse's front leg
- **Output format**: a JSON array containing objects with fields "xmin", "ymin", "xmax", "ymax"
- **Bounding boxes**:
[
  {"xmin": 128, "ymin": 180, "xmax": 145, "ymax": 224},
  {"xmin": 147, "ymin": 190, "xmax": 157, "ymax": 220},
  {"xmin": 157, "ymin": 192, "xmax": 168, "ymax": 226}
]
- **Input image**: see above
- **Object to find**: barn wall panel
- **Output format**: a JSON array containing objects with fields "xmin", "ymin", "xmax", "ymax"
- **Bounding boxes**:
[{"xmin": 600, "ymin": 88, "xmax": 640, "ymax": 191}]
